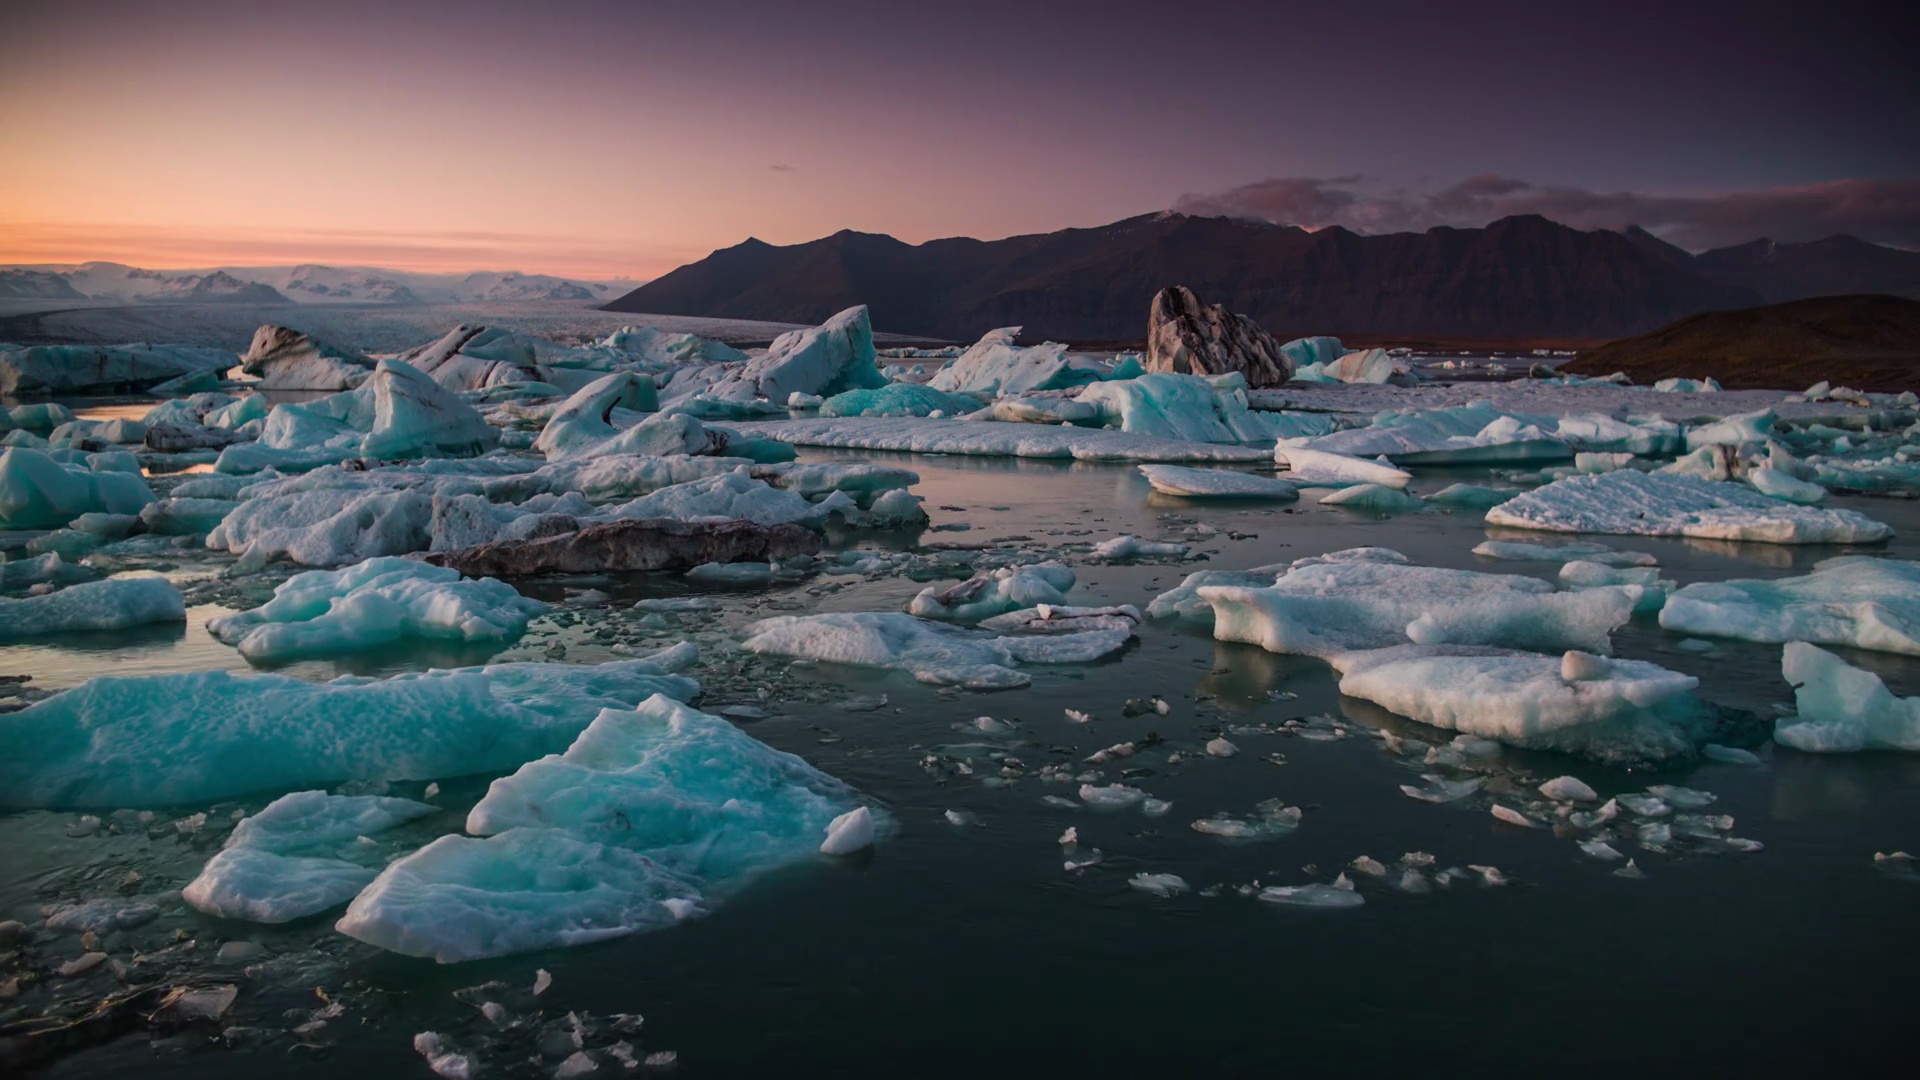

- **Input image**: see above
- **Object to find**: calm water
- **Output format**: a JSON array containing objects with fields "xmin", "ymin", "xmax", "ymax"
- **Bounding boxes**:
[{"xmin": 4, "ymin": 436, "xmax": 1918, "ymax": 1077}]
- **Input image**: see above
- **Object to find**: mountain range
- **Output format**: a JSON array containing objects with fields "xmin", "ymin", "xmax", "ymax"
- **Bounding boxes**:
[
  {"xmin": 0, "ymin": 263, "xmax": 631, "ymax": 306},
  {"xmin": 606, "ymin": 213, "xmax": 1920, "ymax": 342}
]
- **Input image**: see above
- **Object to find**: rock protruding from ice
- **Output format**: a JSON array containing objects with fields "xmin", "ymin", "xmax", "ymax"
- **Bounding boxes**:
[
  {"xmin": 338, "ymin": 695, "xmax": 873, "ymax": 961},
  {"xmin": 1145, "ymin": 286, "xmax": 1293, "ymax": 388},
  {"xmin": 0, "ymin": 651, "xmax": 699, "ymax": 808},
  {"xmin": 1775, "ymin": 642, "xmax": 1920, "ymax": 752},
  {"xmin": 1485, "ymin": 470, "xmax": 1892, "ymax": 545},
  {"xmin": 1199, "ymin": 555, "xmax": 1634, "ymax": 659},
  {"xmin": 424, "ymin": 517, "xmax": 822, "ymax": 579},
  {"xmin": 1329, "ymin": 645, "xmax": 1703, "ymax": 764},
  {"xmin": 206, "ymin": 557, "xmax": 547, "ymax": 662},
  {"xmin": 237, "ymin": 325, "xmax": 372, "ymax": 390},
  {"xmin": 0, "ymin": 575, "xmax": 185, "ymax": 639},
  {"xmin": 705, "ymin": 306, "xmax": 886, "ymax": 403},
  {"xmin": 1659, "ymin": 557, "xmax": 1920, "ymax": 655},
  {"xmin": 740, "ymin": 611, "xmax": 1129, "ymax": 688}
]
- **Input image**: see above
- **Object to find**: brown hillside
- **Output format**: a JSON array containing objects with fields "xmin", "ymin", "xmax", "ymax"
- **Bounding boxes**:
[{"xmin": 1561, "ymin": 294, "xmax": 1920, "ymax": 392}]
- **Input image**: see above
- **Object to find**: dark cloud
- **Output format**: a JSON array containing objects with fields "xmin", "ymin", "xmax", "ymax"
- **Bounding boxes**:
[{"xmin": 1174, "ymin": 175, "xmax": 1920, "ymax": 250}]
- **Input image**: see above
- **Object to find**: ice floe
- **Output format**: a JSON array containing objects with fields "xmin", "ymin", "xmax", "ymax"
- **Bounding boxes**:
[
  {"xmin": 726, "ymin": 416, "xmax": 1271, "ymax": 462},
  {"xmin": 0, "ymin": 575, "xmax": 185, "ymax": 638},
  {"xmin": 1485, "ymin": 470, "xmax": 1892, "ymax": 544},
  {"xmin": 183, "ymin": 791, "xmax": 437, "ymax": 923},
  {"xmin": 1274, "ymin": 447, "xmax": 1412, "ymax": 488},
  {"xmin": 0, "ymin": 650, "xmax": 698, "ymax": 807},
  {"xmin": 740, "ymin": 611, "xmax": 1129, "ymax": 688},
  {"xmin": 1775, "ymin": 642, "xmax": 1920, "ymax": 752},
  {"xmin": 926, "ymin": 327, "xmax": 1085, "ymax": 396},
  {"xmin": 0, "ymin": 446, "xmax": 156, "ymax": 527},
  {"xmin": 1659, "ymin": 557, "xmax": 1920, "ymax": 655},
  {"xmin": 1136, "ymin": 464, "xmax": 1299, "ymax": 499},
  {"xmin": 908, "ymin": 563, "xmax": 1075, "ymax": 620},
  {"xmin": 206, "ymin": 557, "xmax": 547, "ymax": 662}
]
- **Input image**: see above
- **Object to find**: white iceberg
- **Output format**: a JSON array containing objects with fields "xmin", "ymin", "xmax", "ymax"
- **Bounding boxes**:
[
  {"xmin": 1659, "ymin": 557, "xmax": 1920, "ymax": 655},
  {"xmin": 1776, "ymin": 641, "xmax": 1920, "ymax": 752},
  {"xmin": 740, "ymin": 610, "xmax": 1129, "ymax": 688},
  {"xmin": 216, "ymin": 359, "xmax": 495, "ymax": 473},
  {"xmin": 1485, "ymin": 470, "xmax": 1891, "ymax": 545},
  {"xmin": 1075, "ymin": 372, "xmax": 1334, "ymax": 444},
  {"xmin": 1198, "ymin": 556, "xmax": 1634, "ymax": 659},
  {"xmin": 0, "ymin": 575, "xmax": 184, "ymax": 639},
  {"xmin": 206, "ymin": 557, "xmax": 547, "ymax": 662},
  {"xmin": 926, "ymin": 327, "xmax": 1082, "ymax": 396},
  {"xmin": 1330, "ymin": 645, "xmax": 1704, "ymax": 763},
  {"xmin": 704, "ymin": 305, "xmax": 886, "ymax": 403},
  {"xmin": 1275, "ymin": 447, "xmax": 1412, "ymax": 488},
  {"xmin": 1136, "ymin": 464, "xmax": 1299, "ymax": 499},
  {"xmin": 1280, "ymin": 403, "xmax": 1567, "ymax": 465}
]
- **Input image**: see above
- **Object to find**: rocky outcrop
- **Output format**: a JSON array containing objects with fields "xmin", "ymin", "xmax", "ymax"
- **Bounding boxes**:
[
  {"xmin": 1144, "ymin": 287, "xmax": 1293, "ymax": 388},
  {"xmin": 237, "ymin": 325, "xmax": 372, "ymax": 391},
  {"xmin": 418, "ymin": 517, "xmax": 820, "ymax": 577}
]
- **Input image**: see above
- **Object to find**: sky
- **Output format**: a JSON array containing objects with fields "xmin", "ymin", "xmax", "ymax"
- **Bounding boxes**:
[{"xmin": 2, "ymin": 0, "xmax": 1916, "ymax": 279}]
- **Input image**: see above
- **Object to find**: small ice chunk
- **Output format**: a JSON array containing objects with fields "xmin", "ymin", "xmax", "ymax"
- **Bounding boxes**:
[
  {"xmin": 1538, "ymin": 775, "xmax": 1598, "ymax": 802},
  {"xmin": 1578, "ymin": 839, "xmax": 1625, "ymax": 861},
  {"xmin": 1079, "ymin": 783, "xmax": 1147, "ymax": 809},
  {"xmin": 1205, "ymin": 737, "xmax": 1239, "ymax": 758},
  {"xmin": 1701, "ymin": 744, "xmax": 1762, "ymax": 765},
  {"xmin": 1490, "ymin": 804, "xmax": 1534, "ymax": 828},
  {"xmin": 1560, "ymin": 651, "xmax": 1610, "ymax": 682},
  {"xmin": 414, "ymin": 1032, "xmax": 474, "ymax": 1080},
  {"xmin": 1258, "ymin": 883, "xmax": 1365, "ymax": 908},
  {"xmin": 820, "ymin": 806, "xmax": 876, "ymax": 855},
  {"xmin": 1128, "ymin": 872, "xmax": 1191, "ymax": 897},
  {"xmin": 534, "ymin": 969, "xmax": 553, "ymax": 995},
  {"xmin": 943, "ymin": 809, "xmax": 978, "ymax": 827},
  {"xmin": 1058, "ymin": 827, "xmax": 1079, "ymax": 846},
  {"xmin": 1645, "ymin": 784, "xmax": 1716, "ymax": 808},
  {"xmin": 1400, "ymin": 777, "xmax": 1486, "ymax": 803},
  {"xmin": 1613, "ymin": 859, "xmax": 1647, "ymax": 879}
]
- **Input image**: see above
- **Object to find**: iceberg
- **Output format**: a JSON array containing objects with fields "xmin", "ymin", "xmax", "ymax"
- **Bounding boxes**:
[
  {"xmin": 704, "ymin": 306, "xmax": 886, "ymax": 403},
  {"xmin": 237, "ymin": 325, "xmax": 372, "ymax": 390},
  {"xmin": 0, "ymin": 575, "xmax": 185, "ymax": 638},
  {"xmin": 723, "ymin": 416, "xmax": 1271, "ymax": 462},
  {"xmin": 1145, "ymin": 564, "xmax": 1292, "ymax": 621},
  {"xmin": 1424, "ymin": 483, "xmax": 1520, "ymax": 509},
  {"xmin": 216, "ymin": 359, "xmax": 495, "ymax": 473},
  {"xmin": 741, "ymin": 610, "xmax": 1130, "ymax": 688},
  {"xmin": 1198, "ymin": 555, "xmax": 1634, "ymax": 659},
  {"xmin": 0, "ymin": 343, "xmax": 234, "ymax": 395},
  {"xmin": 1658, "ymin": 557, "xmax": 1920, "ymax": 655},
  {"xmin": 1485, "ymin": 470, "xmax": 1892, "ymax": 545},
  {"xmin": 926, "ymin": 327, "xmax": 1084, "ymax": 396},
  {"xmin": 1280, "ymin": 336, "xmax": 1344, "ymax": 373},
  {"xmin": 598, "ymin": 324, "xmax": 750, "ymax": 365},
  {"xmin": 533, "ymin": 373, "xmax": 688, "ymax": 461},
  {"xmin": 0, "ymin": 446, "xmax": 156, "ymax": 527},
  {"xmin": 819, "ymin": 382, "xmax": 979, "ymax": 418},
  {"xmin": 0, "ymin": 651, "xmax": 699, "ymax": 808},
  {"xmin": 1318, "ymin": 483, "xmax": 1424, "ymax": 511},
  {"xmin": 1274, "ymin": 447, "xmax": 1411, "ymax": 488},
  {"xmin": 908, "ymin": 563, "xmax": 1075, "ymax": 620},
  {"xmin": 206, "ymin": 557, "xmax": 547, "ymax": 662},
  {"xmin": 340, "ymin": 695, "xmax": 870, "ymax": 961},
  {"xmin": 208, "ymin": 486, "xmax": 433, "ymax": 566},
  {"xmin": 1776, "ymin": 642, "xmax": 1920, "ymax": 752},
  {"xmin": 1559, "ymin": 560, "xmax": 1671, "ymax": 614},
  {"xmin": 1685, "ymin": 409, "xmax": 1775, "ymax": 450},
  {"xmin": 1747, "ymin": 466, "xmax": 1826, "ymax": 504},
  {"xmin": 182, "ymin": 791, "xmax": 437, "ymax": 923},
  {"xmin": 1075, "ymin": 372, "xmax": 1334, "ymax": 444},
  {"xmin": 1278, "ymin": 403, "xmax": 1568, "ymax": 465},
  {"xmin": 1136, "ymin": 464, "xmax": 1299, "ymax": 499},
  {"xmin": 1329, "ymin": 645, "xmax": 1703, "ymax": 763}
]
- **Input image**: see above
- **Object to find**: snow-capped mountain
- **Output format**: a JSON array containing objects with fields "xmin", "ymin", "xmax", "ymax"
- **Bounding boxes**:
[{"xmin": 0, "ymin": 262, "xmax": 633, "ymax": 306}]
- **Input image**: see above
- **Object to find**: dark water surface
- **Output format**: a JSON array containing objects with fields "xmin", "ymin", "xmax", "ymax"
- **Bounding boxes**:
[{"xmin": 4, "ymin": 446, "xmax": 1917, "ymax": 1078}]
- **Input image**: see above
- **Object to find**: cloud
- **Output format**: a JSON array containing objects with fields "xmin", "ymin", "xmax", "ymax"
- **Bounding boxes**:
[
  {"xmin": 1174, "ymin": 175, "xmax": 1920, "ymax": 250},
  {"xmin": 770, "ymin": 163, "xmax": 797, "ymax": 172}
]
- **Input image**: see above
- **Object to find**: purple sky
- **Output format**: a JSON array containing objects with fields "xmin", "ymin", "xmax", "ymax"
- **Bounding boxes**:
[{"xmin": 2, "ymin": 0, "xmax": 1914, "ymax": 275}]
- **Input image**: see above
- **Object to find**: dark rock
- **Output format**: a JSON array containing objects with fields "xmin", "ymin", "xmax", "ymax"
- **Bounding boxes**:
[
  {"xmin": 144, "ymin": 422, "xmax": 246, "ymax": 454},
  {"xmin": 418, "ymin": 518, "xmax": 820, "ymax": 577},
  {"xmin": 1144, "ymin": 286, "xmax": 1292, "ymax": 387}
]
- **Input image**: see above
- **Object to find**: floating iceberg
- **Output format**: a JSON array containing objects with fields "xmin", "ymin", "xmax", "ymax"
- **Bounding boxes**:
[
  {"xmin": 704, "ymin": 305, "xmax": 886, "ymax": 403},
  {"xmin": 216, "ymin": 359, "xmax": 495, "ymax": 473},
  {"xmin": 1318, "ymin": 483, "xmax": 1424, "ymax": 511},
  {"xmin": 740, "ymin": 611, "xmax": 1129, "ymax": 688},
  {"xmin": 1472, "ymin": 540, "xmax": 1655, "ymax": 566},
  {"xmin": 340, "ymin": 695, "xmax": 871, "ymax": 961},
  {"xmin": 0, "ymin": 650, "xmax": 698, "ymax": 808},
  {"xmin": 1330, "ymin": 645, "xmax": 1704, "ymax": 763},
  {"xmin": 0, "ymin": 575, "xmax": 185, "ymax": 638},
  {"xmin": 0, "ymin": 446, "xmax": 156, "ymax": 527},
  {"xmin": 183, "ymin": 791, "xmax": 437, "ymax": 923},
  {"xmin": 237, "ymin": 325, "xmax": 372, "ymax": 390},
  {"xmin": 206, "ymin": 557, "xmax": 547, "ymax": 662},
  {"xmin": 1274, "ymin": 447, "xmax": 1411, "ymax": 488},
  {"xmin": 1776, "ymin": 642, "xmax": 1920, "ymax": 752},
  {"xmin": 1279, "ymin": 403, "xmax": 1568, "ymax": 465},
  {"xmin": 1145, "ymin": 564, "xmax": 1292, "ymax": 621},
  {"xmin": 1485, "ymin": 470, "xmax": 1891, "ymax": 545},
  {"xmin": 1659, "ymin": 557, "xmax": 1920, "ymax": 655},
  {"xmin": 1280, "ymin": 336, "xmax": 1345, "ymax": 373},
  {"xmin": 1137, "ymin": 464, "xmax": 1299, "ymax": 499},
  {"xmin": 1075, "ymin": 372, "xmax": 1335, "ymax": 444},
  {"xmin": 724, "ymin": 416, "xmax": 1271, "ymax": 462},
  {"xmin": 208, "ymin": 485, "xmax": 434, "ymax": 566},
  {"xmin": 0, "ymin": 342, "xmax": 234, "ymax": 395},
  {"xmin": 925, "ymin": 327, "xmax": 1084, "ymax": 396},
  {"xmin": 819, "ymin": 382, "xmax": 979, "ymax": 418},
  {"xmin": 1559, "ymin": 560, "xmax": 1671, "ymax": 614},
  {"xmin": 908, "ymin": 563, "xmax": 1075, "ymax": 620},
  {"xmin": 1198, "ymin": 555, "xmax": 1634, "ymax": 659},
  {"xmin": 597, "ymin": 324, "xmax": 750, "ymax": 365}
]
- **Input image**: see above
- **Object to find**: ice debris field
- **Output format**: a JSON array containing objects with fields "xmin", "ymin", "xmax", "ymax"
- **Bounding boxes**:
[{"xmin": 3, "ymin": 308, "xmax": 1920, "ymax": 1074}]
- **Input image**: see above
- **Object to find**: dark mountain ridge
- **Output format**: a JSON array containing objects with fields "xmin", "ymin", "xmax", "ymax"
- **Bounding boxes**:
[{"xmin": 607, "ymin": 213, "xmax": 1920, "ymax": 343}]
